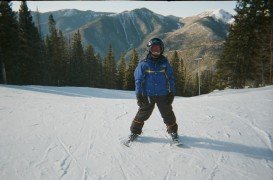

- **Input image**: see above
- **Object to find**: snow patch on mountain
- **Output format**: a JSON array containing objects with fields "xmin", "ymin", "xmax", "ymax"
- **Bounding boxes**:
[
  {"xmin": 199, "ymin": 9, "xmax": 234, "ymax": 24},
  {"xmin": 62, "ymin": 9, "xmax": 79, "ymax": 17}
]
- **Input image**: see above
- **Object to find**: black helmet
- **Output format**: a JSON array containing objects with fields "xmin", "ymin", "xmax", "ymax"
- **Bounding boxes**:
[{"xmin": 147, "ymin": 38, "xmax": 164, "ymax": 56}]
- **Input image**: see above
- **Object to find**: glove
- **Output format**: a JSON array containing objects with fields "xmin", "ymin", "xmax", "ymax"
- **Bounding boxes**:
[
  {"xmin": 166, "ymin": 92, "xmax": 175, "ymax": 105},
  {"xmin": 136, "ymin": 94, "xmax": 148, "ymax": 107}
]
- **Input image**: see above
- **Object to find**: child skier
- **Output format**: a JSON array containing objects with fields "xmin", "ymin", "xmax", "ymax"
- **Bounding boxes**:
[{"xmin": 128, "ymin": 37, "xmax": 179, "ymax": 144}]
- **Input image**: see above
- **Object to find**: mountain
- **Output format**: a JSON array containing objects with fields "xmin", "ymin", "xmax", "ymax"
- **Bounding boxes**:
[
  {"xmin": 164, "ymin": 9, "xmax": 233, "ymax": 73},
  {"xmin": 0, "ymin": 84, "xmax": 272, "ymax": 179},
  {"xmin": 75, "ymin": 8, "xmax": 181, "ymax": 58},
  {"xmin": 32, "ymin": 9, "xmax": 113, "ymax": 35},
  {"xmin": 33, "ymin": 8, "xmax": 233, "ymax": 73}
]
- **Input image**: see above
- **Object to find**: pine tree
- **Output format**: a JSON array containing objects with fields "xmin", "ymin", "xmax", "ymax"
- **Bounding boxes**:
[
  {"xmin": 179, "ymin": 57, "xmax": 186, "ymax": 96},
  {"xmin": 46, "ymin": 14, "xmax": 59, "ymax": 85},
  {"xmin": 57, "ymin": 30, "xmax": 68, "ymax": 86},
  {"xmin": 170, "ymin": 51, "xmax": 181, "ymax": 95},
  {"xmin": 124, "ymin": 49, "xmax": 138, "ymax": 90},
  {"xmin": 66, "ymin": 35, "xmax": 72, "ymax": 85},
  {"xmin": 201, "ymin": 70, "xmax": 214, "ymax": 94},
  {"xmin": 44, "ymin": 14, "xmax": 70, "ymax": 86},
  {"xmin": 0, "ymin": 1, "xmax": 20, "ymax": 84},
  {"xmin": 269, "ymin": 8, "xmax": 273, "ymax": 84},
  {"xmin": 34, "ymin": 7, "xmax": 42, "ymax": 37},
  {"xmin": 103, "ymin": 44, "xmax": 116, "ymax": 89},
  {"xmin": 85, "ymin": 45, "xmax": 97, "ymax": 87},
  {"xmin": 18, "ymin": 1, "xmax": 43, "ymax": 85},
  {"xmin": 117, "ymin": 52, "xmax": 126, "ymax": 89},
  {"xmin": 39, "ymin": 38, "xmax": 47, "ymax": 85},
  {"xmin": 93, "ymin": 51, "xmax": 100, "ymax": 87},
  {"xmin": 95, "ymin": 53, "xmax": 103, "ymax": 88},
  {"xmin": 194, "ymin": 73, "xmax": 199, "ymax": 96},
  {"xmin": 33, "ymin": 7, "xmax": 47, "ymax": 85},
  {"xmin": 44, "ymin": 35, "xmax": 50, "ymax": 85},
  {"xmin": 217, "ymin": 0, "xmax": 273, "ymax": 88},
  {"xmin": 253, "ymin": 0, "xmax": 273, "ymax": 86},
  {"xmin": 216, "ymin": 1, "xmax": 250, "ymax": 88},
  {"xmin": 70, "ymin": 30, "xmax": 85, "ymax": 86},
  {"xmin": 102, "ymin": 56, "xmax": 108, "ymax": 88},
  {"xmin": 184, "ymin": 72, "xmax": 196, "ymax": 97}
]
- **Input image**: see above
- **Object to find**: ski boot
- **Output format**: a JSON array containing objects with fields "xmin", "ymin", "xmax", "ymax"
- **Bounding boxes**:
[
  {"xmin": 169, "ymin": 132, "xmax": 181, "ymax": 145},
  {"xmin": 129, "ymin": 133, "xmax": 139, "ymax": 142},
  {"xmin": 123, "ymin": 133, "xmax": 138, "ymax": 147}
]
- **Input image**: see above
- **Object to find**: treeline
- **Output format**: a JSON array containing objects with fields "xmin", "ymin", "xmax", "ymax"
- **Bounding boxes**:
[
  {"xmin": 0, "ymin": 1, "xmax": 139, "ymax": 91},
  {"xmin": 1, "ymin": 1, "xmax": 42, "ymax": 85},
  {"xmin": 216, "ymin": 0, "xmax": 273, "ymax": 88}
]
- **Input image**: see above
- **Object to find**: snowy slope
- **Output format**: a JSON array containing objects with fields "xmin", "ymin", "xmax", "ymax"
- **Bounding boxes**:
[{"xmin": 0, "ymin": 85, "xmax": 272, "ymax": 180}]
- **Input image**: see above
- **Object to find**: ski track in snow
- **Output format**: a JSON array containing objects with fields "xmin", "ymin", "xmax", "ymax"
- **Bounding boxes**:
[
  {"xmin": 0, "ymin": 85, "xmax": 273, "ymax": 179},
  {"xmin": 207, "ymin": 104, "xmax": 273, "ymax": 152},
  {"xmin": 57, "ymin": 136, "xmax": 83, "ymax": 175}
]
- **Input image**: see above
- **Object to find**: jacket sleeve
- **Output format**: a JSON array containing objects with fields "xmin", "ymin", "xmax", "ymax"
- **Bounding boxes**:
[
  {"xmin": 134, "ymin": 62, "xmax": 145, "ymax": 95},
  {"xmin": 166, "ymin": 61, "xmax": 176, "ymax": 93}
]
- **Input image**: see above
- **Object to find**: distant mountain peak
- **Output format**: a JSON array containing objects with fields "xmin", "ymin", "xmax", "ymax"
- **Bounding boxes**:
[
  {"xmin": 60, "ymin": 9, "xmax": 80, "ymax": 17},
  {"xmin": 198, "ymin": 9, "xmax": 234, "ymax": 24},
  {"xmin": 121, "ymin": 7, "xmax": 153, "ymax": 15},
  {"xmin": 108, "ymin": 7, "xmax": 156, "ymax": 19},
  {"xmin": 134, "ymin": 7, "xmax": 152, "ymax": 12}
]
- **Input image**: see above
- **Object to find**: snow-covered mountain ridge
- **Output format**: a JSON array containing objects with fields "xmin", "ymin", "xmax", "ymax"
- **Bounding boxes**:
[{"xmin": 198, "ymin": 9, "xmax": 234, "ymax": 24}]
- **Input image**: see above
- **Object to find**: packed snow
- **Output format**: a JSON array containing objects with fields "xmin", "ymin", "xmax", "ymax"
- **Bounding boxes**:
[{"xmin": 0, "ymin": 85, "xmax": 272, "ymax": 180}]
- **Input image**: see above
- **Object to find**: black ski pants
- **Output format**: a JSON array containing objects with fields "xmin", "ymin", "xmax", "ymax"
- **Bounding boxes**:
[{"xmin": 130, "ymin": 96, "xmax": 178, "ymax": 135}]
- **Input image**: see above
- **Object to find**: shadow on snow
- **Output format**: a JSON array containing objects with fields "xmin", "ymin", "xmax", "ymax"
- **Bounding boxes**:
[
  {"xmin": 138, "ymin": 135, "xmax": 273, "ymax": 161},
  {"xmin": 0, "ymin": 85, "xmax": 136, "ymax": 99}
]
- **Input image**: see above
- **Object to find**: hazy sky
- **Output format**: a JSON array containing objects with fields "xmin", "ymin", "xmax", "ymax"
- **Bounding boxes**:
[{"xmin": 11, "ymin": 1, "xmax": 237, "ymax": 18}]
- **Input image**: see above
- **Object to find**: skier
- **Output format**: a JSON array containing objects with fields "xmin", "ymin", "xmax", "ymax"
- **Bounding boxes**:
[{"xmin": 128, "ymin": 37, "xmax": 179, "ymax": 144}]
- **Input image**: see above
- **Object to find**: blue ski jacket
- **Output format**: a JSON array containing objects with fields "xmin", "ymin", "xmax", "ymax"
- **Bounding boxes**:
[{"xmin": 134, "ymin": 55, "xmax": 175, "ymax": 96}]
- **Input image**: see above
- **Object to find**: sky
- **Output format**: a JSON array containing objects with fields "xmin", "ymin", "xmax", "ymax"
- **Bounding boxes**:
[{"xmin": 11, "ymin": 1, "xmax": 237, "ymax": 18}]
